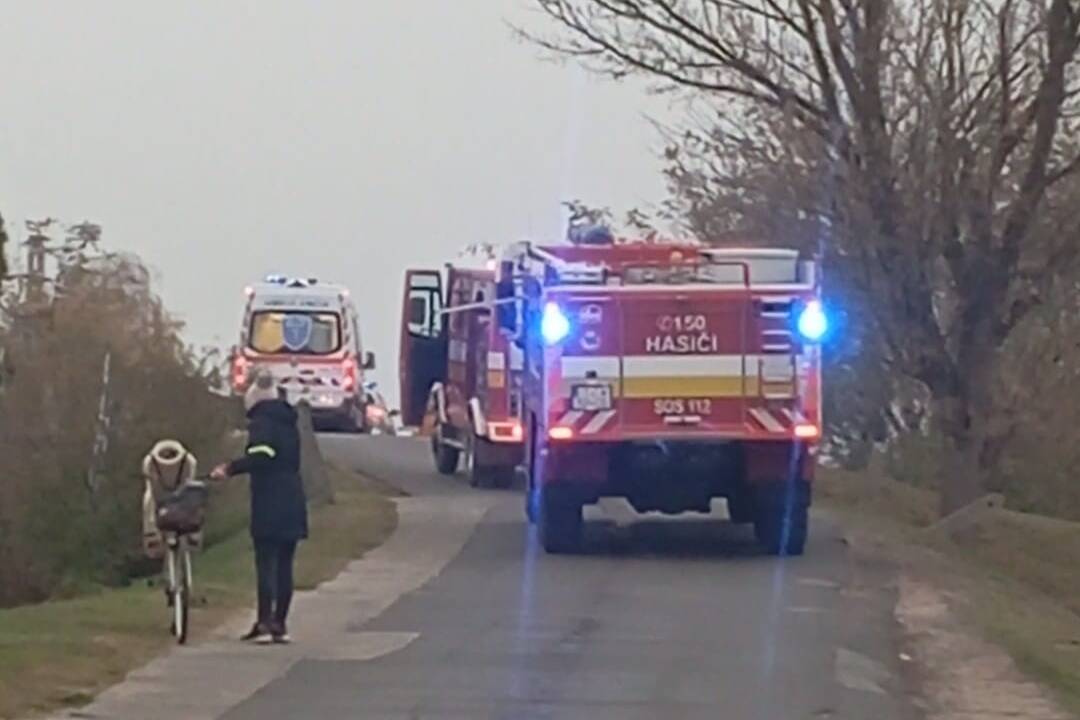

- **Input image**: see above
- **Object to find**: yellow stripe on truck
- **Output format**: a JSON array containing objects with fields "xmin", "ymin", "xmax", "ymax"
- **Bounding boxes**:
[
  {"xmin": 556, "ymin": 377, "xmax": 793, "ymax": 398},
  {"xmin": 558, "ymin": 355, "xmax": 797, "ymax": 398},
  {"xmin": 622, "ymin": 376, "xmax": 761, "ymax": 398}
]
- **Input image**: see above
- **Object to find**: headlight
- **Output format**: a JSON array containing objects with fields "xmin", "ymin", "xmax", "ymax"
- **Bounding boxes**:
[
  {"xmin": 313, "ymin": 393, "xmax": 338, "ymax": 407},
  {"xmin": 796, "ymin": 300, "xmax": 829, "ymax": 342},
  {"xmin": 541, "ymin": 302, "xmax": 571, "ymax": 345}
]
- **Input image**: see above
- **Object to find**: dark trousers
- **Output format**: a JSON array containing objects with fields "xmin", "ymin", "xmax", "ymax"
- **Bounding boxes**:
[{"xmin": 254, "ymin": 539, "xmax": 298, "ymax": 627}]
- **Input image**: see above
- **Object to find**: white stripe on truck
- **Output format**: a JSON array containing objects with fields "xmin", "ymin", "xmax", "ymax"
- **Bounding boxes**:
[
  {"xmin": 561, "ymin": 357, "xmax": 620, "ymax": 378},
  {"xmin": 750, "ymin": 408, "xmax": 786, "ymax": 433},
  {"xmin": 623, "ymin": 355, "xmax": 748, "ymax": 377},
  {"xmin": 580, "ymin": 410, "xmax": 617, "ymax": 434}
]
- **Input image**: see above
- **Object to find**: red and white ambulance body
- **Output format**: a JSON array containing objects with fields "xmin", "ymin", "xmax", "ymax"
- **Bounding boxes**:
[
  {"xmin": 398, "ymin": 251, "xmax": 525, "ymax": 487},
  {"xmin": 492, "ymin": 231, "xmax": 825, "ymax": 554},
  {"xmin": 231, "ymin": 276, "xmax": 375, "ymax": 432}
]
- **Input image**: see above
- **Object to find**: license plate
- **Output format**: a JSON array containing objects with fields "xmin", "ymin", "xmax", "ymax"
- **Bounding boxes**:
[{"xmin": 571, "ymin": 384, "xmax": 612, "ymax": 411}]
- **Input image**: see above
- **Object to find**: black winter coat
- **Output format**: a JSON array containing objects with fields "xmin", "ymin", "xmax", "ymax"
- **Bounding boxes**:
[{"xmin": 227, "ymin": 400, "xmax": 309, "ymax": 542}]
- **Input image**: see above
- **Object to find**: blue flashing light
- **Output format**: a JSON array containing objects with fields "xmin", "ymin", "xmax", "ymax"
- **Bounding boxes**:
[
  {"xmin": 797, "ymin": 300, "xmax": 829, "ymax": 342},
  {"xmin": 540, "ymin": 302, "xmax": 571, "ymax": 345}
]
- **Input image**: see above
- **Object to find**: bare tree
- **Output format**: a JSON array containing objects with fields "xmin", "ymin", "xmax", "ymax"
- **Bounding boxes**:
[{"xmin": 524, "ymin": 0, "xmax": 1080, "ymax": 514}]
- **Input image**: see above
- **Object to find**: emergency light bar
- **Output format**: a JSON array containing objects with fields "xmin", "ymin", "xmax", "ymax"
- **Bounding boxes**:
[{"xmin": 262, "ymin": 275, "xmax": 319, "ymax": 288}]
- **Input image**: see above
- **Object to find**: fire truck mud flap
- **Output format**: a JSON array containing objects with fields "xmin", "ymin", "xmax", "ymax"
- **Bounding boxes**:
[{"xmin": 609, "ymin": 441, "xmax": 738, "ymax": 515}]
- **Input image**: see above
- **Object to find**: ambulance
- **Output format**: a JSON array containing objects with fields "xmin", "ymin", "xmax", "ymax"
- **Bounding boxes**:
[{"xmin": 231, "ymin": 275, "xmax": 375, "ymax": 432}]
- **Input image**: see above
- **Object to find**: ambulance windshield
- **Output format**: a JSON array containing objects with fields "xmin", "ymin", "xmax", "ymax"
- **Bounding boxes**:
[{"xmin": 249, "ymin": 311, "xmax": 342, "ymax": 355}]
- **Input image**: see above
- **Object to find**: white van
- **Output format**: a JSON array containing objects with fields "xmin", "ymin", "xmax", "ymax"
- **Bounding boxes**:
[{"xmin": 230, "ymin": 275, "xmax": 375, "ymax": 433}]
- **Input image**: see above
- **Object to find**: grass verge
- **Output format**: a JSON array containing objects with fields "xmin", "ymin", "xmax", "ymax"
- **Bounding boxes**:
[
  {"xmin": 0, "ymin": 465, "xmax": 397, "ymax": 720},
  {"xmin": 818, "ymin": 468, "xmax": 1080, "ymax": 716}
]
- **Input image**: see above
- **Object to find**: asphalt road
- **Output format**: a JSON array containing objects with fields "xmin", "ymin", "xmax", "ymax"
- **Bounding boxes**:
[{"xmin": 223, "ymin": 435, "xmax": 919, "ymax": 720}]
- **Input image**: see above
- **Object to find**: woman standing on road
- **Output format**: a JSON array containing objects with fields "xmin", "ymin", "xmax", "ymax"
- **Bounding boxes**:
[{"xmin": 212, "ymin": 372, "xmax": 308, "ymax": 644}]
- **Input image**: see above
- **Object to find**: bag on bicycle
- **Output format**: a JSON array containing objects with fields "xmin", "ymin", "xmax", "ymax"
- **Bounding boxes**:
[{"xmin": 155, "ymin": 482, "xmax": 209, "ymax": 534}]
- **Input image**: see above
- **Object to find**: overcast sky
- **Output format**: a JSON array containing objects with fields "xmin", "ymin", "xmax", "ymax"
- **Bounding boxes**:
[{"xmin": 0, "ymin": 1, "xmax": 671, "ymax": 401}]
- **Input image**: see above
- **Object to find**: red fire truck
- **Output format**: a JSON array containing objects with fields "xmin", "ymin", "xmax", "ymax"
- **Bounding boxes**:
[
  {"xmin": 398, "ymin": 250, "xmax": 524, "ymax": 488},
  {"xmin": 402, "ymin": 229, "xmax": 826, "ymax": 555}
]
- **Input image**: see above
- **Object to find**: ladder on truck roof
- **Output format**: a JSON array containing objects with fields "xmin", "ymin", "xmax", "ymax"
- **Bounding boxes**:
[
  {"xmin": 500, "ymin": 241, "xmax": 607, "ymax": 286},
  {"xmin": 502, "ymin": 242, "xmax": 816, "ymax": 290}
]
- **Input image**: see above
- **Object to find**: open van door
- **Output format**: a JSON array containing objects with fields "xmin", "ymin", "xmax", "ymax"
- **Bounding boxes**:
[{"xmin": 399, "ymin": 269, "xmax": 447, "ymax": 427}]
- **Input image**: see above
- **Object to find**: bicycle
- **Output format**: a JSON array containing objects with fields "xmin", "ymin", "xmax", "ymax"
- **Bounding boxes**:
[{"xmin": 156, "ymin": 475, "xmax": 210, "ymax": 645}]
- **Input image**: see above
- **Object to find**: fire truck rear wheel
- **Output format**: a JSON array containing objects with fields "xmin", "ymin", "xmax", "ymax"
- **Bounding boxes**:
[
  {"xmin": 432, "ymin": 431, "xmax": 461, "ymax": 475},
  {"xmin": 726, "ymin": 491, "xmax": 755, "ymax": 525},
  {"xmin": 491, "ymin": 468, "xmax": 515, "ymax": 489},
  {"xmin": 471, "ymin": 464, "xmax": 514, "ymax": 489},
  {"xmin": 467, "ymin": 435, "xmax": 516, "ymax": 490},
  {"xmin": 538, "ymin": 493, "xmax": 583, "ymax": 554},
  {"xmin": 525, "ymin": 487, "xmax": 538, "ymax": 524},
  {"xmin": 754, "ymin": 505, "xmax": 808, "ymax": 556}
]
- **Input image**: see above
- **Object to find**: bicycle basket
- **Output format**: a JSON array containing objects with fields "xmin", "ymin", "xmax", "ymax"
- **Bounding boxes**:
[{"xmin": 155, "ymin": 482, "xmax": 209, "ymax": 534}]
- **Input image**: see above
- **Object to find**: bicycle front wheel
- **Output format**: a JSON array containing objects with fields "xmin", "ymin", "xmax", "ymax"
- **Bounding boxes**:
[
  {"xmin": 174, "ymin": 581, "xmax": 189, "ymax": 644},
  {"xmin": 169, "ymin": 544, "xmax": 190, "ymax": 645}
]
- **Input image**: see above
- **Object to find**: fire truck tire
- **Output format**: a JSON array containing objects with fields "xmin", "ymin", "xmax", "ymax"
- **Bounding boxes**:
[
  {"xmin": 491, "ymin": 468, "xmax": 515, "ymax": 489},
  {"xmin": 469, "ymin": 460, "xmax": 490, "ymax": 488},
  {"xmin": 471, "ymin": 463, "xmax": 514, "ymax": 489},
  {"xmin": 726, "ymin": 491, "xmax": 755, "ymax": 524},
  {"xmin": 754, "ymin": 505, "xmax": 808, "ymax": 556},
  {"xmin": 432, "ymin": 432, "xmax": 461, "ymax": 475},
  {"xmin": 538, "ymin": 494, "xmax": 583, "ymax": 554},
  {"xmin": 525, "ymin": 487, "xmax": 538, "ymax": 524},
  {"xmin": 524, "ymin": 417, "xmax": 540, "ymax": 523},
  {"xmin": 470, "ymin": 437, "xmax": 516, "ymax": 489},
  {"xmin": 468, "ymin": 438, "xmax": 497, "ymax": 488}
]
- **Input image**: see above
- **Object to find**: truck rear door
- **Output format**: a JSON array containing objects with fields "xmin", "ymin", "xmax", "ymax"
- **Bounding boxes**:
[
  {"xmin": 399, "ymin": 269, "xmax": 447, "ymax": 427},
  {"xmin": 617, "ymin": 288, "xmax": 753, "ymax": 436}
]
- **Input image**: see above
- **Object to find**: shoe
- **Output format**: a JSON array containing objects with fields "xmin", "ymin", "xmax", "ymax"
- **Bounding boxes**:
[
  {"xmin": 241, "ymin": 622, "xmax": 271, "ymax": 643},
  {"xmin": 270, "ymin": 622, "xmax": 291, "ymax": 645}
]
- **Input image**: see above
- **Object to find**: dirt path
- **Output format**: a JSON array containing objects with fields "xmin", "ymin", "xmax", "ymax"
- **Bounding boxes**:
[{"xmin": 898, "ymin": 575, "xmax": 1071, "ymax": 720}]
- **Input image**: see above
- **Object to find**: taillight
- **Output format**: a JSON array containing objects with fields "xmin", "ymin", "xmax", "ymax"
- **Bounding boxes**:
[
  {"xmin": 549, "ymin": 426, "xmax": 574, "ymax": 440},
  {"xmin": 342, "ymin": 358, "xmax": 358, "ymax": 392},
  {"xmin": 488, "ymin": 421, "xmax": 523, "ymax": 442},
  {"xmin": 231, "ymin": 356, "xmax": 250, "ymax": 392}
]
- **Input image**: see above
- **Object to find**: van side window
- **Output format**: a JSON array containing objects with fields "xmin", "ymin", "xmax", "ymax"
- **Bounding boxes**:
[{"xmin": 407, "ymin": 289, "xmax": 442, "ymax": 338}]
